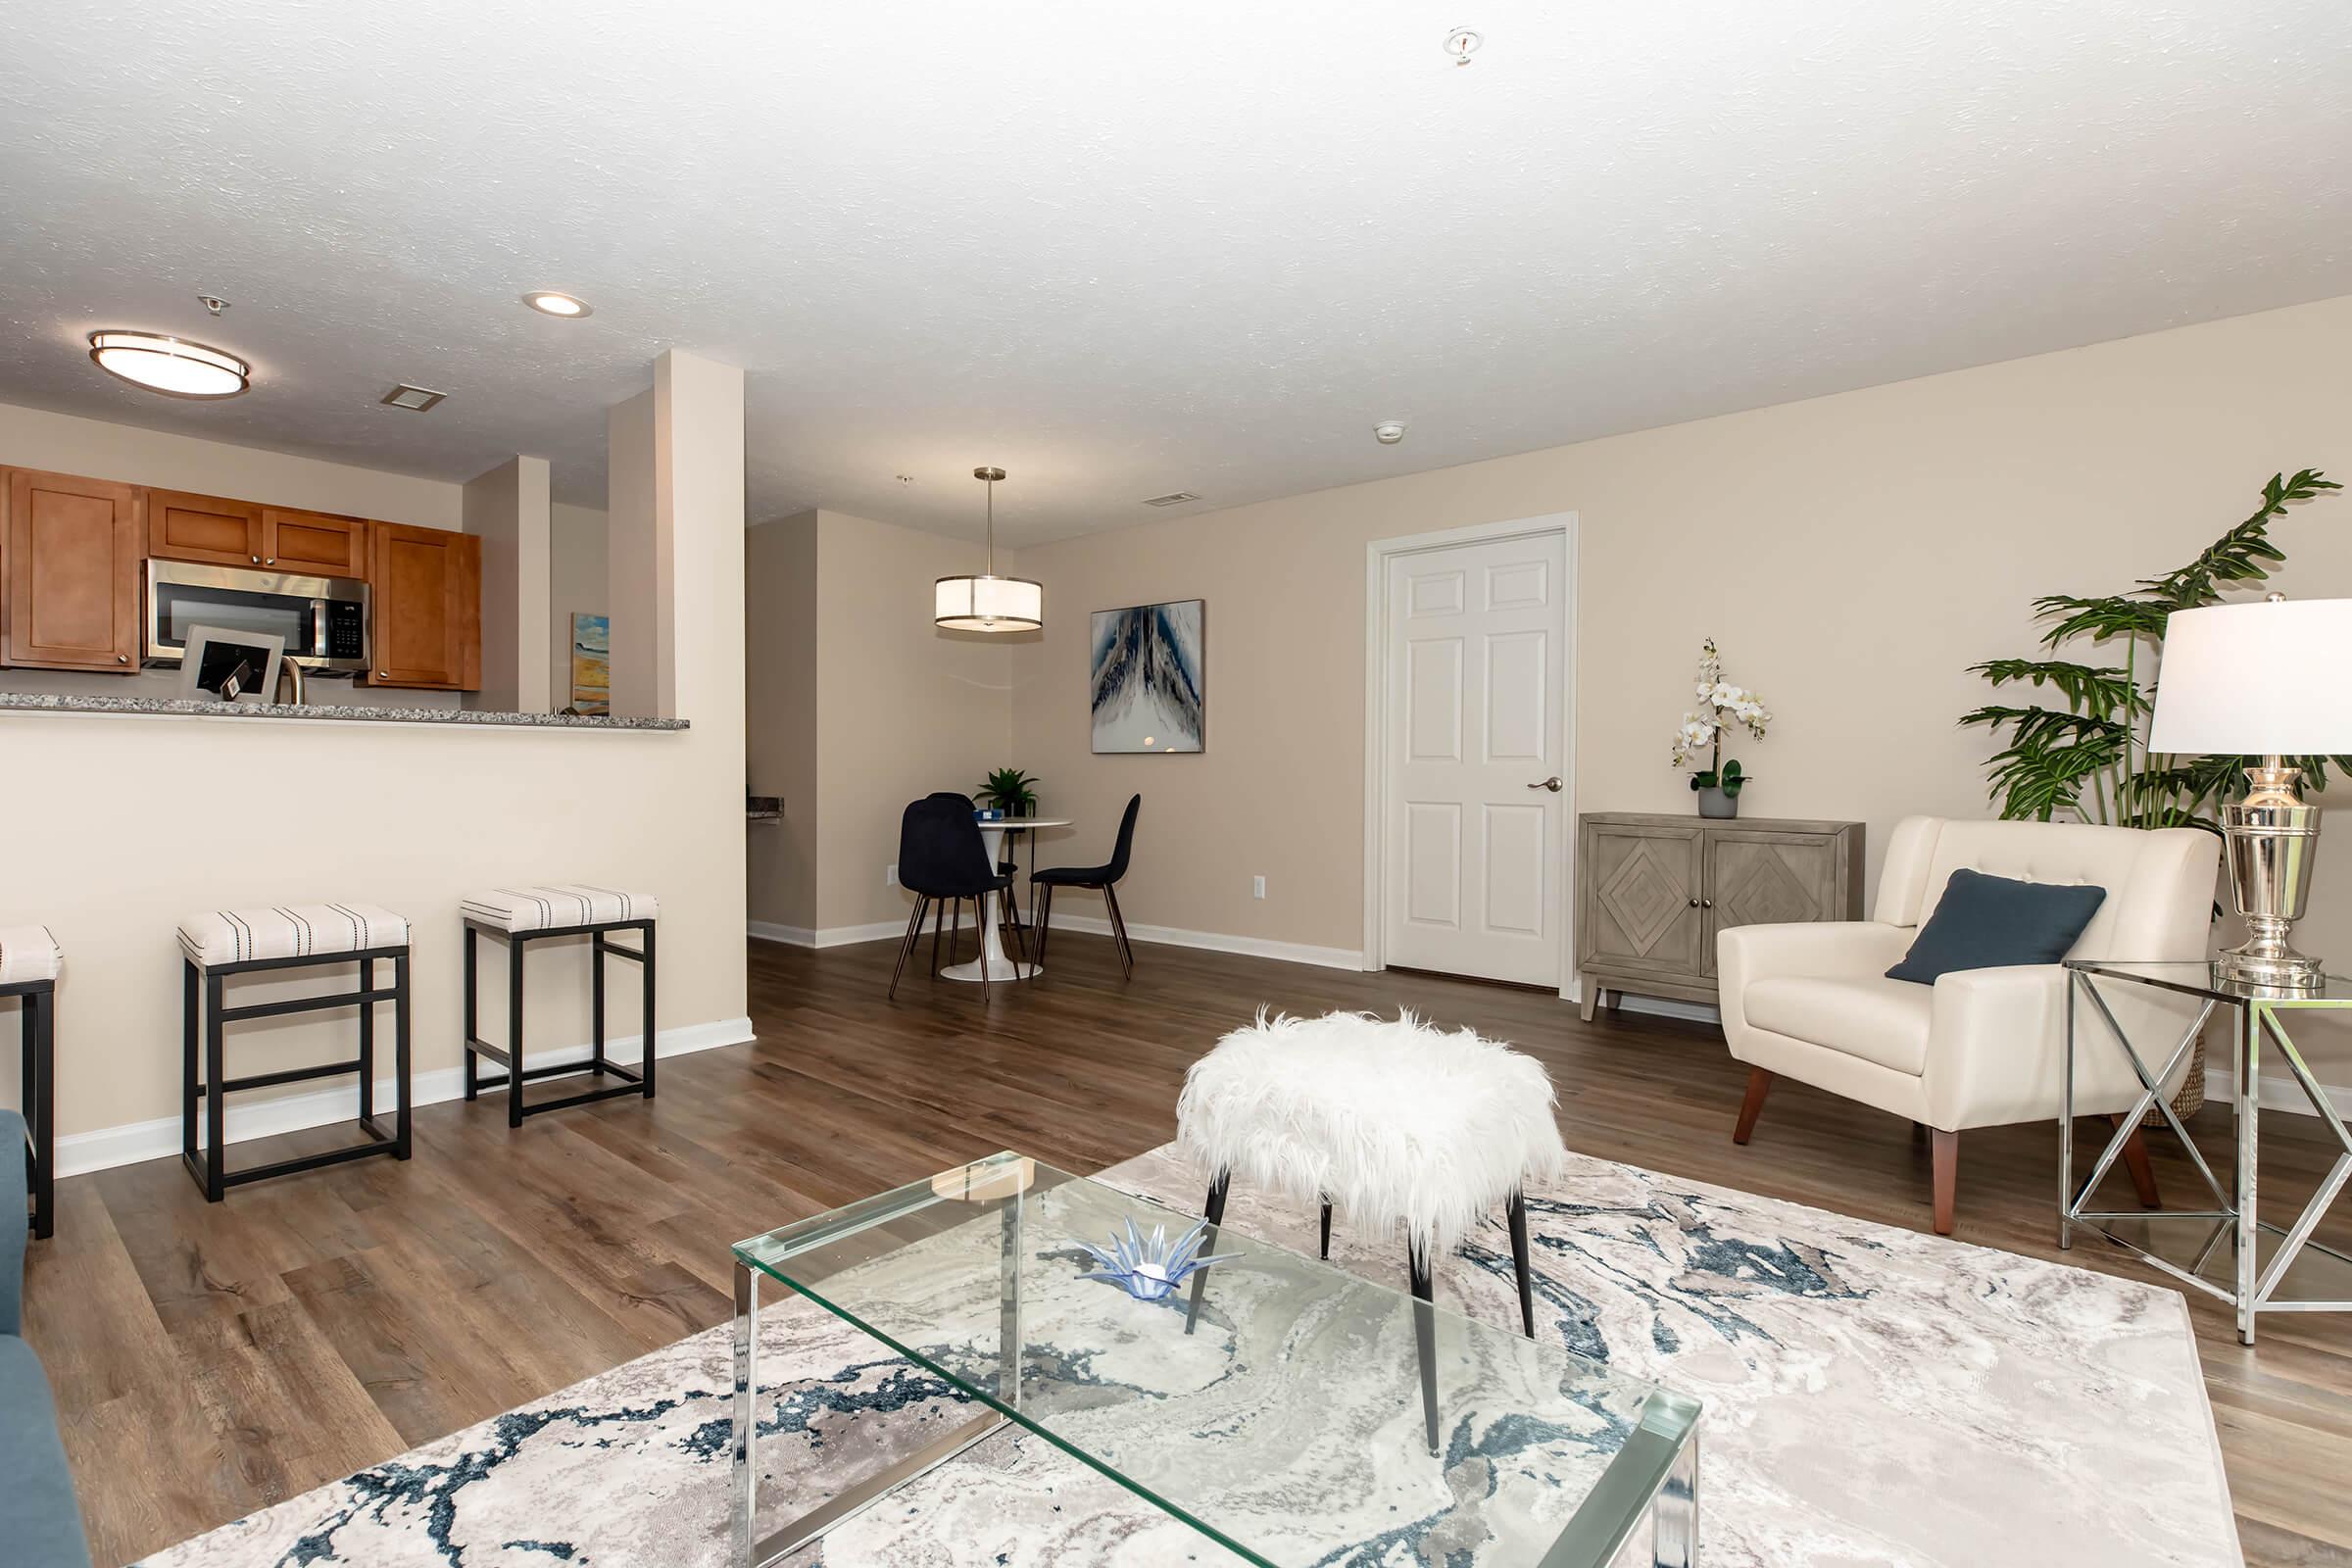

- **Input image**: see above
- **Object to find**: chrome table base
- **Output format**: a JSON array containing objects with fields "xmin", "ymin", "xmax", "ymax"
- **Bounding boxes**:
[{"xmin": 2064, "ymin": 965, "xmax": 2352, "ymax": 1347}]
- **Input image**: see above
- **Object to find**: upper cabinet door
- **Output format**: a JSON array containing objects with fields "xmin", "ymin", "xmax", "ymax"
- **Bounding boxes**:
[
  {"xmin": 262, "ymin": 508, "xmax": 368, "ymax": 577},
  {"xmin": 367, "ymin": 521, "xmax": 481, "ymax": 689},
  {"xmin": 148, "ymin": 489, "xmax": 266, "ymax": 567},
  {"xmin": 3, "ymin": 468, "xmax": 143, "ymax": 671}
]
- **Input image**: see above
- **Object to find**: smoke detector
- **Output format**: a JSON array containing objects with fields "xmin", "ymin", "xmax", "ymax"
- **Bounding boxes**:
[{"xmin": 1374, "ymin": 420, "xmax": 1407, "ymax": 445}]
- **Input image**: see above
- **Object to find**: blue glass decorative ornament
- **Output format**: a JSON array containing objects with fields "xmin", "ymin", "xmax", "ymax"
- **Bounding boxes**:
[{"xmin": 1075, "ymin": 1217, "xmax": 1233, "ymax": 1301}]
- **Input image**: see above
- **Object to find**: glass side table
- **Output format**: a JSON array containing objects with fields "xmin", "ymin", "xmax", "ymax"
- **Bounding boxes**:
[{"xmin": 2063, "ymin": 959, "xmax": 2352, "ymax": 1345}]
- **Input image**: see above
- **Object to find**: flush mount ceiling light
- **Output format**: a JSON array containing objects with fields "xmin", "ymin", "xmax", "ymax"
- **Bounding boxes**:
[
  {"xmin": 86, "ymin": 331, "xmax": 250, "ymax": 399},
  {"xmin": 521, "ymin": 290, "xmax": 593, "ymax": 318},
  {"xmin": 935, "ymin": 466, "xmax": 1043, "ymax": 633},
  {"xmin": 1374, "ymin": 419, "xmax": 1408, "ymax": 445}
]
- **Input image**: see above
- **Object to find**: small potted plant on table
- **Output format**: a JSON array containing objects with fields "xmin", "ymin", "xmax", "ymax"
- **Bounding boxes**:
[
  {"xmin": 1672, "ymin": 639, "xmax": 1771, "ymax": 819},
  {"xmin": 976, "ymin": 767, "xmax": 1040, "ymax": 818}
]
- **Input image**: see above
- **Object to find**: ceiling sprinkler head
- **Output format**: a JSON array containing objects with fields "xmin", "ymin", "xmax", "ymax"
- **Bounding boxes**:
[
  {"xmin": 1374, "ymin": 420, "xmax": 1407, "ymax": 445},
  {"xmin": 1445, "ymin": 27, "xmax": 1482, "ymax": 66}
]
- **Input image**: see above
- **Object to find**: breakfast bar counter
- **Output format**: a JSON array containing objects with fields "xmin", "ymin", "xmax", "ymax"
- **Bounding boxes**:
[{"xmin": 0, "ymin": 692, "xmax": 689, "ymax": 730}]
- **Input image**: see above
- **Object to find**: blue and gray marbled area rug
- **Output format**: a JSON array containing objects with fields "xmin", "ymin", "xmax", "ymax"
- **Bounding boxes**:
[{"xmin": 143, "ymin": 1144, "xmax": 2239, "ymax": 1568}]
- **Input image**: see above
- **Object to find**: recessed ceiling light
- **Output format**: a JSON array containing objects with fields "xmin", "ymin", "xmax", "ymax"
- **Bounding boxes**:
[
  {"xmin": 86, "ymin": 331, "xmax": 250, "ymax": 399},
  {"xmin": 521, "ymin": 291, "xmax": 592, "ymax": 318},
  {"xmin": 1374, "ymin": 420, "xmax": 1408, "ymax": 445},
  {"xmin": 380, "ymin": 383, "xmax": 447, "ymax": 412}
]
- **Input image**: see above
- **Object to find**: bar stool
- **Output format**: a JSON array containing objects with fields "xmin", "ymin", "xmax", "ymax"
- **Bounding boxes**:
[
  {"xmin": 177, "ymin": 904, "xmax": 413, "ymax": 1201},
  {"xmin": 461, "ymin": 885, "xmax": 657, "ymax": 1128},
  {"xmin": 0, "ymin": 926, "xmax": 60, "ymax": 1238}
]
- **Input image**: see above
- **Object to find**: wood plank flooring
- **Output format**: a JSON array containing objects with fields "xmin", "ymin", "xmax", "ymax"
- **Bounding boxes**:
[{"xmin": 25, "ymin": 929, "xmax": 2352, "ymax": 1566}]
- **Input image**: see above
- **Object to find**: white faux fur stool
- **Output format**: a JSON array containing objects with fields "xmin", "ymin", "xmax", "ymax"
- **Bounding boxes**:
[{"xmin": 1176, "ymin": 1008, "xmax": 1566, "ymax": 1326}]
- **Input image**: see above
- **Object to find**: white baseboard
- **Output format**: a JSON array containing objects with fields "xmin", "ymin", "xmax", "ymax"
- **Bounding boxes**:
[
  {"xmin": 748, "ymin": 919, "xmax": 905, "ymax": 949},
  {"xmin": 2203, "ymin": 1064, "xmax": 2352, "ymax": 1120},
  {"xmin": 53, "ymin": 1015, "xmax": 756, "ymax": 1179},
  {"xmin": 1044, "ymin": 912, "xmax": 1363, "ymax": 972}
]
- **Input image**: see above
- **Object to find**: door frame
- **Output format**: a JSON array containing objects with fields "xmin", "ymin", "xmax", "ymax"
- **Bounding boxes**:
[{"xmin": 1361, "ymin": 512, "xmax": 1580, "ymax": 998}]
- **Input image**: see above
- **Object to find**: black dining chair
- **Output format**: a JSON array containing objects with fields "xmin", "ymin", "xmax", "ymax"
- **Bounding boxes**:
[
  {"xmin": 1033, "ymin": 793, "xmax": 1142, "ymax": 977},
  {"xmin": 891, "ymin": 796, "xmax": 1029, "ymax": 999}
]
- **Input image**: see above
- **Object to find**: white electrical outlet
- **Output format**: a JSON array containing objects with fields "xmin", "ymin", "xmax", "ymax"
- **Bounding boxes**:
[
  {"xmin": 1252, "ymin": 875, "xmax": 1266, "ymax": 900},
  {"xmin": 885, "ymin": 862, "xmax": 899, "ymax": 887}
]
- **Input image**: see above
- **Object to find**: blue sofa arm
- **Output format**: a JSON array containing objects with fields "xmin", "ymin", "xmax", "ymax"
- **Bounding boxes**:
[{"xmin": 0, "ymin": 1108, "xmax": 22, "ymax": 1337}]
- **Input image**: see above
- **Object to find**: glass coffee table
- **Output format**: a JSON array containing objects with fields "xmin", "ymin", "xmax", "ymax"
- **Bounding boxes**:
[{"xmin": 731, "ymin": 1152, "xmax": 1702, "ymax": 1567}]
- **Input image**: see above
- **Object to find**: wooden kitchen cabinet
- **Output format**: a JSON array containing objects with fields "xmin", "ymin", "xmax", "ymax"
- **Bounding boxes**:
[
  {"xmin": 148, "ymin": 488, "xmax": 266, "ymax": 567},
  {"xmin": 261, "ymin": 508, "xmax": 368, "ymax": 576},
  {"xmin": 364, "ymin": 520, "xmax": 481, "ymax": 689},
  {"xmin": 2, "ymin": 467, "xmax": 143, "ymax": 672}
]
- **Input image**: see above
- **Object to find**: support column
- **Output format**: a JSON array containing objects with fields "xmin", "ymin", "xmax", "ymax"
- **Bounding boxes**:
[{"xmin": 461, "ymin": 455, "xmax": 553, "ymax": 712}]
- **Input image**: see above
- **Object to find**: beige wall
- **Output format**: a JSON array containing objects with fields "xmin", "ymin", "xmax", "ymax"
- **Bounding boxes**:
[
  {"xmin": 740, "ymin": 509, "xmax": 1022, "ymax": 936},
  {"xmin": 550, "ymin": 501, "xmax": 609, "ymax": 706},
  {"xmin": 1008, "ymin": 294, "xmax": 2352, "ymax": 1066},
  {"xmin": 747, "ymin": 513, "xmax": 818, "ymax": 931},
  {"xmin": 462, "ymin": 455, "xmax": 553, "ymax": 713}
]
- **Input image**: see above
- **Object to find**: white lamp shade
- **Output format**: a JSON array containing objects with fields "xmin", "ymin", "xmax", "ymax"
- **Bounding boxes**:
[
  {"xmin": 934, "ymin": 573, "xmax": 1042, "ymax": 632},
  {"xmin": 2148, "ymin": 598, "xmax": 2352, "ymax": 756}
]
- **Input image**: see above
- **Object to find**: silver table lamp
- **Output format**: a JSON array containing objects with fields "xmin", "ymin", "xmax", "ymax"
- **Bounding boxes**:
[{"xmin": 2148, "ymin": 595, "xmax": 2352, "ymax": 988}]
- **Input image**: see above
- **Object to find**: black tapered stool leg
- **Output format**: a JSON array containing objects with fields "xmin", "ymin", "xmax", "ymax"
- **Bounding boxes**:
[
  {"xmin": 1185, "ymin": 1171, "xmax": 1230, "ymax": 1335},
  {"xmin": 1506, "ymin": 1189, "xmax": 1536, "ymax": 1339},
  {"xmin": 1409, "ymin": 1245, "xmax": 1441, "ymax": 1455},
  {"xmin": 1319, "ymin": 1199, "xmax": 1333, "ymax": 1260},
  {"xmin": 1034, "ymin": 885, "xmax": 1053, "ymax": 969},
  {"xmin": 931, "ymin": 899, "xmax": 947, "ymax": 976}
]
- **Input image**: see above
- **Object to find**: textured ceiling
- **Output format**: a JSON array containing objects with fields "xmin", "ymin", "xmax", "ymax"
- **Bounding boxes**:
[{"xmin": 2, "ymin": 2, "xmax": 2349, "ymax": 546}]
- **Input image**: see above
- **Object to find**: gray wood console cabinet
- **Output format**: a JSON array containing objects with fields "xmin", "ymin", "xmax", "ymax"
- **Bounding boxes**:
[{"xmin": 1575, "ymin": 812, "xmax": 1866, "ymax": 1019}]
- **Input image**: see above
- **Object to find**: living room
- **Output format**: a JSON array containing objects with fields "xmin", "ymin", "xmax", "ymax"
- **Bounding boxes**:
[{"xmin": 4, "ymin": 5, "xmax": 2351, "ymax": 1567}]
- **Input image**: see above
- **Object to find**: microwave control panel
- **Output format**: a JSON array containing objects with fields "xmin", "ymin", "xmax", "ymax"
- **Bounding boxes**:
[{"xmin": 325, "ymin": 600, "xmax": 367, "ymax": 661}]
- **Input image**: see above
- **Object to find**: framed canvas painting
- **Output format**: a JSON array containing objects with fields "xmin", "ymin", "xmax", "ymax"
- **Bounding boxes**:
[
  {"xmin": 570, "ymin": 612, "xmax": 612, "ymax": 714},
  {"xmin": 1090, "ymin": 599, "xmax": 1204, "ymax": 753}
]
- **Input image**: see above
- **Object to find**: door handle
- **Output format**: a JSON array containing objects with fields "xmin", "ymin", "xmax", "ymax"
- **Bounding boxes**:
[{"xmin": 1527, "ymin": 776, "xmax": 1563, "ymax": 792}]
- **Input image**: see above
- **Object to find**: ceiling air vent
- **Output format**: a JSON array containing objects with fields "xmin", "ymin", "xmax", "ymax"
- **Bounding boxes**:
[
  {"xmin": 1141, "ymin": 491, "xmax": 1201, "ymax": 508},
  {"xmin": 380, "ymin": 383, "xmax": 446, "ymax": 412}
]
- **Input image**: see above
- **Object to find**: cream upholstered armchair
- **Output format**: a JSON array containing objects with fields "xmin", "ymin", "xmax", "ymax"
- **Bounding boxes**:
[{"xmin": 1718, "ymin": 815, "xmax": 2218, "ymax": 1234}]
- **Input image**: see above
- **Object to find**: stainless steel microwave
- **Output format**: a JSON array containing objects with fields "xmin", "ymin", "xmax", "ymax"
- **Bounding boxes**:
[{"xmin": 144, "ymin": 561, "xmax": 371, "ymax": 673}]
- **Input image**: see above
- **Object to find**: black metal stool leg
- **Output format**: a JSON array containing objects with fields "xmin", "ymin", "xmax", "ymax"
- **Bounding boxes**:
[
  {"xmin": 591, "ymin": 929, "xmax": 608, "ymax": 1072},
  {"xmin": 181, "ymin": 960, "xmax": 197, "ymax": 1171},
  {"xmin": 1409, "ymin": 1245, "xmax": 1441, "ymax": 1455},
  {"xmin": 463, "ymin": 924, "xmax": 479, "ymax": 1101},
  {"xmin": 1506, "ymin": 1190, "xmax": 1536, "ymax": 1338},
  {"xmin": 1320, "ymin": 1199, "xmax": 1333, "ymax": 1259},
  {"xmin": 639, "ymin": 920, "xmax": 658, "ymax": 1101},
  {"xmin": 357, "ymin": 956, "xmax": 375, "ymax": 1132},
  {"xmin": 889, "ymin": 897, "xmax": 927, "ymax": 999},
  {"xmin": 204, "ymin": 969, "xmax": 226, "ymax": 1202},
  {"xmin": 1185, "ymin": 1172, "xmax": 1230, "ymax": 1335},
  {"xmin": 507, "ymin": 934, "xmax": 526, "ymax": 1130},
  {"xmin": 24, "ymin": 988, "xmax": 53, "ymax": 1239}
]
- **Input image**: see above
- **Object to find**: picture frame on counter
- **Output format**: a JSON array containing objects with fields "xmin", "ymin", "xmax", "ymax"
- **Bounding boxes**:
[{"xmin": 175, "ymin": 624, "xmax": 284, "ymax": 704}]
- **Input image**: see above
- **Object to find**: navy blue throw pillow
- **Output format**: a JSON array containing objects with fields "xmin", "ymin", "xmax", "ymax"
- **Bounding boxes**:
[{"xmin": 1885, "ymin": 867, "xmax": 2107, "ymax": 985}]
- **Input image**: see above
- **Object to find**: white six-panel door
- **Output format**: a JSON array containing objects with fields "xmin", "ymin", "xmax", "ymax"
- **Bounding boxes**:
[{"xmin": 1381, "ymin": 530, "xmax": 1567, "ymax": 986}]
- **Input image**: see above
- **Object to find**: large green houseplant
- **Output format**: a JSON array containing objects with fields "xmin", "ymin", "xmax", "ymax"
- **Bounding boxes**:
[
  {"xmin": 1959, "ymin": 468, "xmax": 2344, "ymax": 1121},
  {"xmin": 1960, "ymin": 469, "xmax": 2344, "ymax": 830}
]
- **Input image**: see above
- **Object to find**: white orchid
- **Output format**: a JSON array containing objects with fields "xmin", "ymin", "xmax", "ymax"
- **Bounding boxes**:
[{"xmin": 1669, "ymin": 639, "xmax": 1772, "ymax": 780}]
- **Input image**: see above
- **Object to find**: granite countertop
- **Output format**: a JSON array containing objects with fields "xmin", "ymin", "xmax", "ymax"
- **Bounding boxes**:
[{"xmin": 0, "ymin": 692, "xmax": 690, "ymax": 730}]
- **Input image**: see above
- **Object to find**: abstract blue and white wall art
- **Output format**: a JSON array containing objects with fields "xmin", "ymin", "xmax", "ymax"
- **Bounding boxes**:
[{"xmin": 1090, "ymin": 599, "xmax": 1204, "ymax": 753}]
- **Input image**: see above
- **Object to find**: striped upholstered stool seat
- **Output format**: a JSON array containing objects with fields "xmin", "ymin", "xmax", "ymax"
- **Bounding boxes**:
[
  {"xmin": 0, "ymin": 925, "xmax": 62, "ymax": 984},
  {"xmin": 176, "ymin": 904, "xmax": 411, "ymax": 966},
  {"xmin": 461, "ymin": 884, "xmax": 658, "ymax": 934}
]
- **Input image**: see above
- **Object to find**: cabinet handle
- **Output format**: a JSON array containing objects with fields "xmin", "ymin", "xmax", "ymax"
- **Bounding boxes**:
[
  {"xmin": 265, "ymin": 557, "xmax": 275, "ymax": 565},
  {"xmin": 1702, "ymin": 899, "xmax": 1715, "ymax": 909},
  {"xmin": 250, "ymin": 555, "xmax": 260, "ymax": 564},
  {"xmin": 116, "ymin": 654, "xmax": 128, "ymax": 664},
  {"xmin": 1687, "ymin": 896, "xmax": 1700, "ymax": 907},
  {"xmin": 375, "ymin": 670, "xmax": 388, "ymax": 679}
]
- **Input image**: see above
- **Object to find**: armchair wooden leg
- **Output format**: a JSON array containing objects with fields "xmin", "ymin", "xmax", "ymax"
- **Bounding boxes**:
[
  {"xmin": 1931, "ymin": 1129, "xmax": 1958, "ymax": 1235},
  {"xmin": 1732, "ymin": 1067, "xmax": 1773, "ymax": 1145},
  {"xmin": 2112, "ymin": 1113, "xmax": 2162, "ymax": 1208}
]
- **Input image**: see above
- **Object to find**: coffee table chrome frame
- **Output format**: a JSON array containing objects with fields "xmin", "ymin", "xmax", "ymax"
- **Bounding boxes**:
[
  {"xmin": 733, "ymin": 1186, "xmax": 1027, "ymax": 1567},
  {"xmin": 732, "ymin": 1165, "xmax": 1701, "ymax": 1566},
  {"xmin": 2062, "ymin": 963, "xmax": 2352, "ymax": 1347}
]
